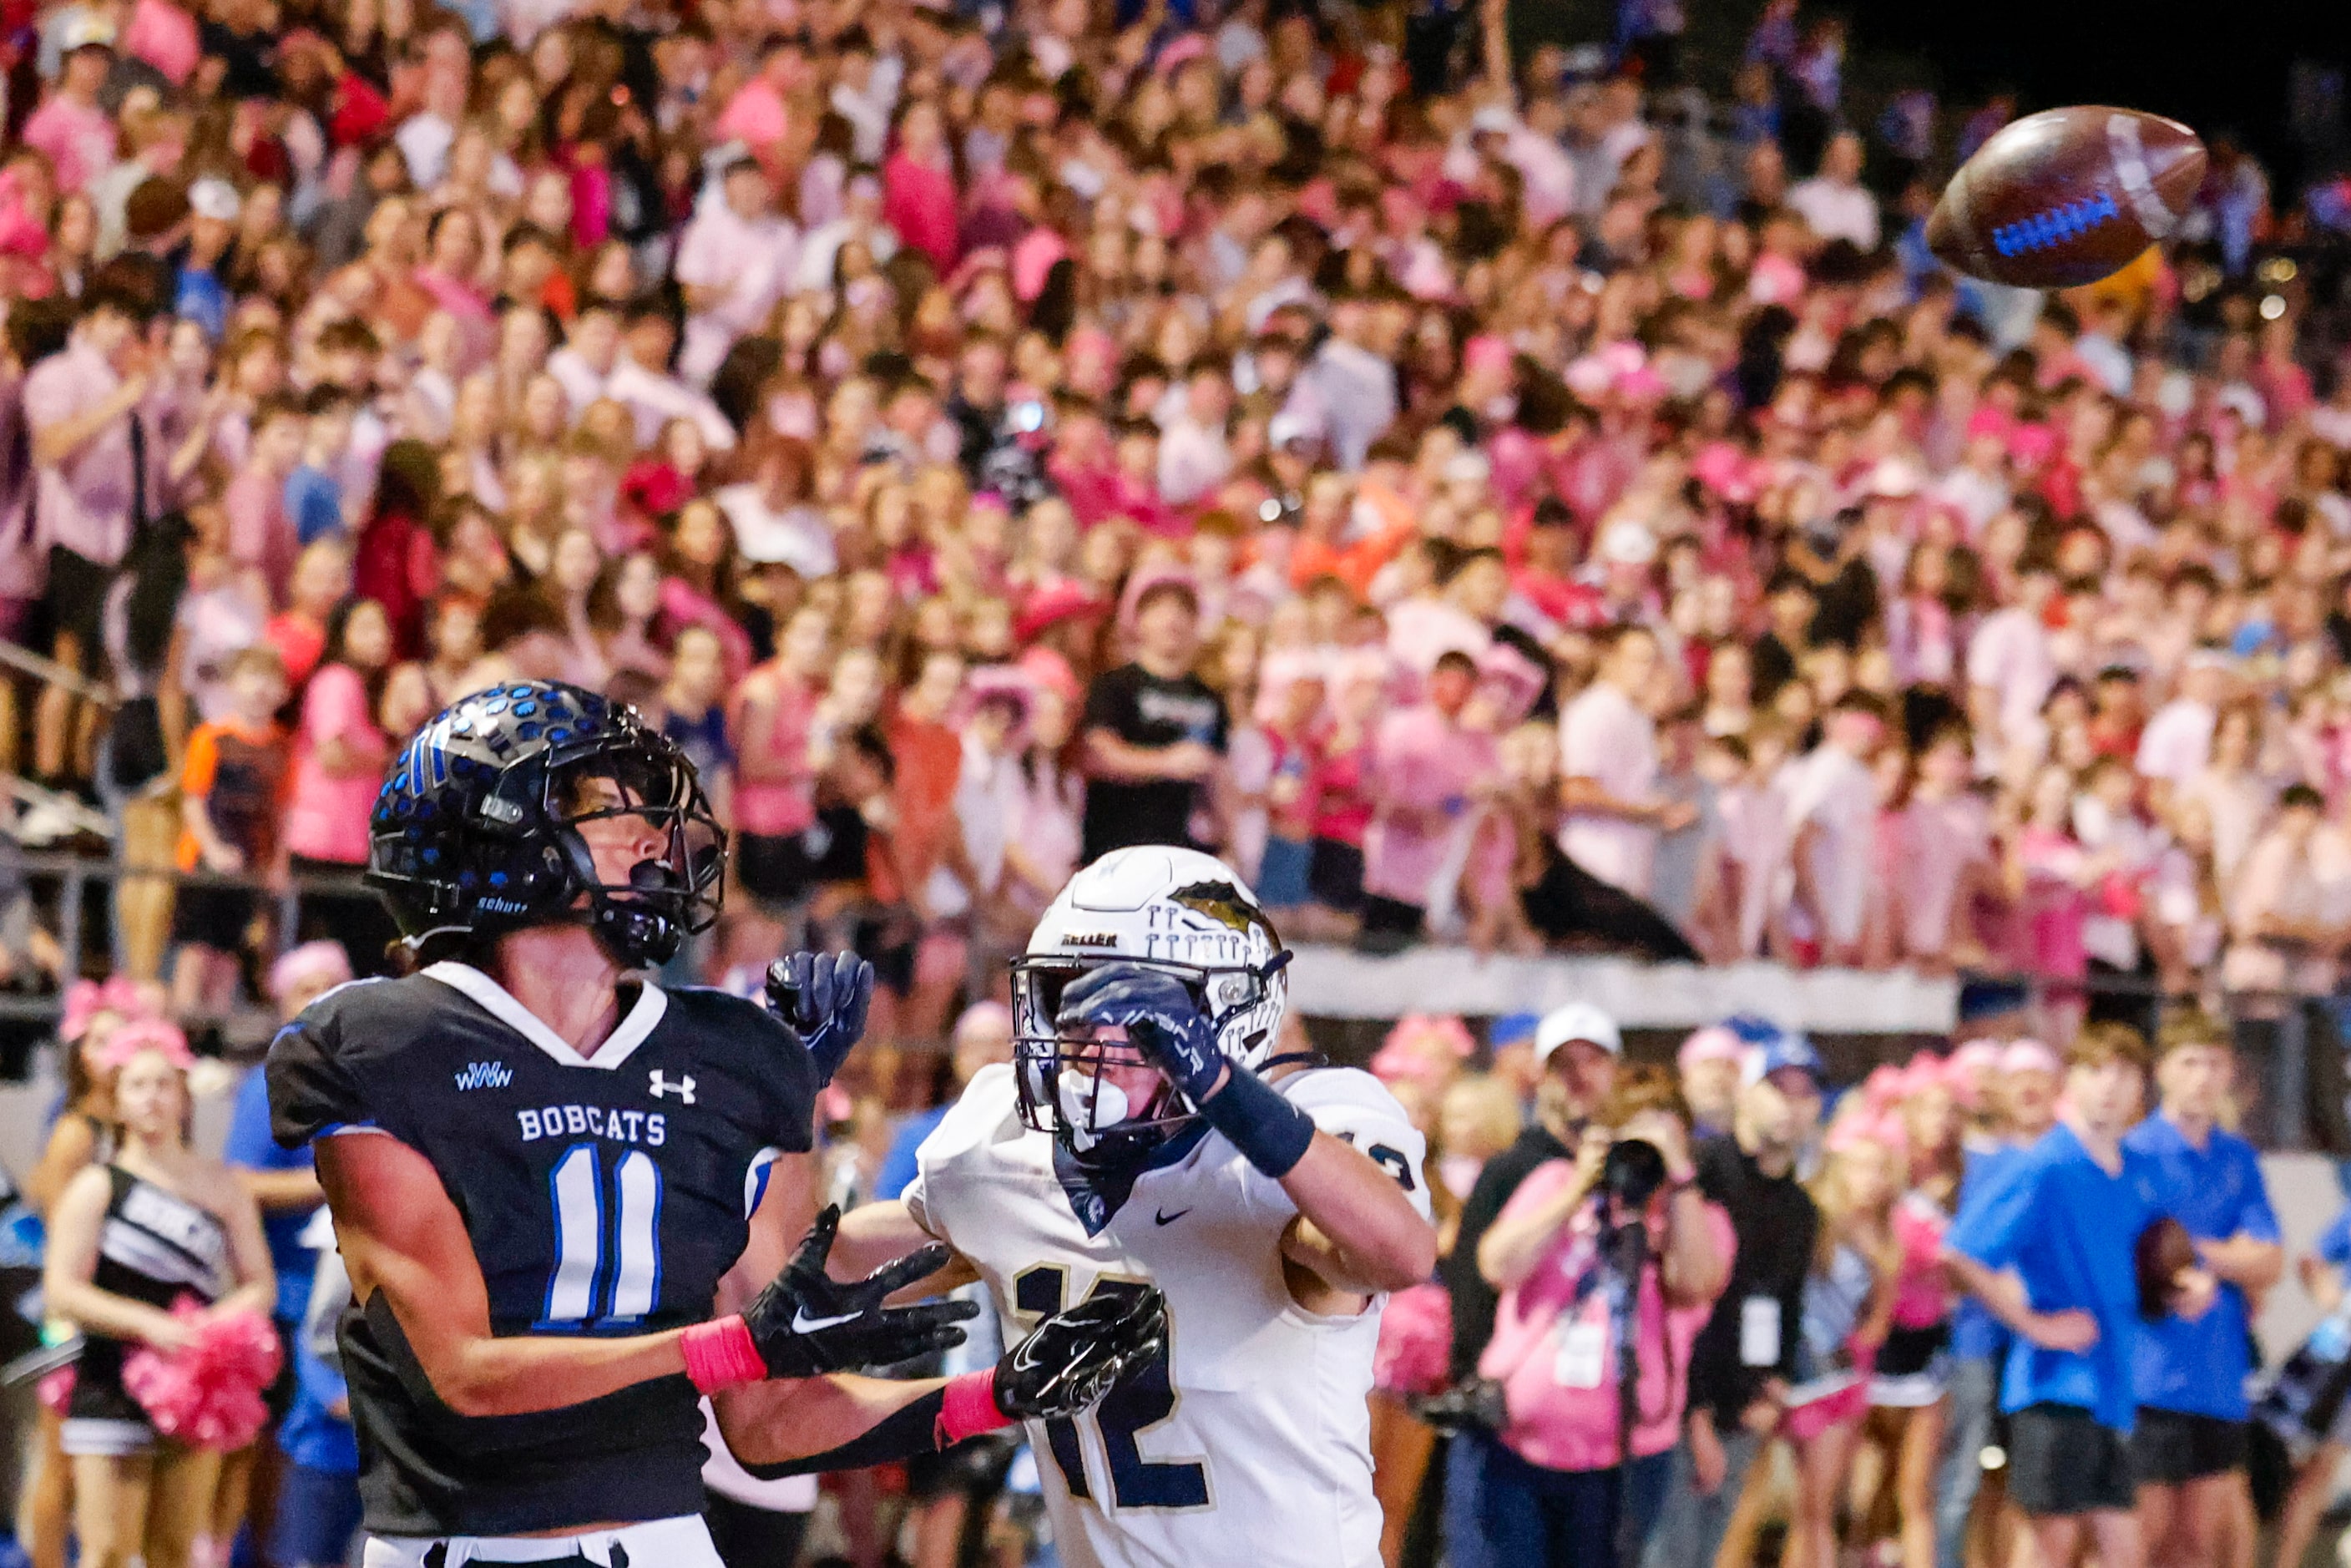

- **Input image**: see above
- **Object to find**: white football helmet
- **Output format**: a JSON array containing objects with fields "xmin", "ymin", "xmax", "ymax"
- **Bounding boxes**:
[{"xmin": 1011, "ymin": 846, "xmax": 1292, "ymax": 1168}]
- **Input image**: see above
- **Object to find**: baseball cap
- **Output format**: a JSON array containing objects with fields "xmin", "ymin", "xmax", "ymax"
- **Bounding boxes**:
[
  {"xmin": 1490, "ymin": 1011, "xmax": 1542, "ymax": 1050},
  {"xmin": 1599, "ymin": 518, "xmax": 1656, "ymax": 566},
  {"xmin": 1677, "ymin": 1024, "xmax": 1743, "ymax": 1070},
  {"xmin": 1739, "ymin": 1026, "xmax": 1823, "ymax": 1088},
  {"xmin": 188, "ymin": 177, "xmax": 241, "ymax": 224},
  {"xmin": 1534, "ymin": 1002, "xmax": 1620, "ymax": 1065},
  {"xmin": 58, "ymin": 11, "xmax": 117, "ymax": 53}
]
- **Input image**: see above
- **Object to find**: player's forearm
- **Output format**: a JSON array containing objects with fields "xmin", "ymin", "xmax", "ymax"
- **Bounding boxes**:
[
  {"xmin": 1280, "ymin": 1133, "xmax": 1437, "ymax": 1294},
  {"xmin": 2200, "ymin": 1233, "xmax": 2283, "ymax": 1292},
  {"xmin": 419, "ymin": 1323, "xmax": 695, "ymax": 1418},
  {"xmin": 717, "ymin": 1371, "xmax": 948, "ymax": 1472}
]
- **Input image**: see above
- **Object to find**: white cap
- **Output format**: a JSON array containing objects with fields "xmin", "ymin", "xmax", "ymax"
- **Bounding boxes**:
[
  {"xmin": 1534, "ymin": 1002, "xmax": 1621, "ymax": 1065},
  {"xmin": 58, "ymin": 11, "xmax": 115, "ymax": 52},
  {"xmin": 188, "ymin": 177, "xmax": 241, "ymax": 224},
  {"xmin": 1599, "ymin": 518, "xmax": 1657, "ymax": 566}
]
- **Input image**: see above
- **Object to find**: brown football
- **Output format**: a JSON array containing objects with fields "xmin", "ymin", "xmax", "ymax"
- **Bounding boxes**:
[{"xmin": 1927, "ymin": 107, "xmax": 2207, "ymax": 290}]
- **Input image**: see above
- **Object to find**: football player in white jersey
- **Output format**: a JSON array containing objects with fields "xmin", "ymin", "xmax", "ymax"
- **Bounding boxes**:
[{"xmin": 835, "ymin": 846, "xmax": 1438, "ymax": 1568}]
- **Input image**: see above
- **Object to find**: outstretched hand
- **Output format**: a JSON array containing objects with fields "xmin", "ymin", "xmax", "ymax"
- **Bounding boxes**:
[
  {"xmin": 995, "ymin": 1286, "xmax": 1167, "ymax": 1422},
  {"xmin": 741, "ymin": 1206, "xmax": 976, "ymax": 1378},
  {"xmin": 766, "ymin": 951, "xmax": 875, "ymax": 1085}
]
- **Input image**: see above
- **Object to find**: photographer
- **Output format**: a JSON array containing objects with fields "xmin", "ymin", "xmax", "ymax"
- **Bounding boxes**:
[{"xmin": 1472, "ymin": 1067, "xmax": 1732, "ymax": 1565}]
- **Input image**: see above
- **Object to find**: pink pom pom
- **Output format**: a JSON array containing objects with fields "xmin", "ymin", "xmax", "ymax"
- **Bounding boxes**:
[
  {"xmin": 37, "ymin": 1366, "xmax": 74, "ymax": 1416},
  {"xmin": 1373, "ymin": 1282, "xmax": 1454, "ymax": 1398},
  {"xmin": 123, "ymin": 1298, "xmax": 282, "ymax": 1452}
]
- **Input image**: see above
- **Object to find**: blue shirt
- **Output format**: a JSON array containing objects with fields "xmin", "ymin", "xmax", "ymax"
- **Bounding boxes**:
[
  {"xmin": 277, "ymin": 1320, "xmax": 357, "ymax": 1474},
  {"xmin": 1947, "ymin": 1121, "xmax": 2166, "ymax": 1433},
  {"xmin": 224, "ymin": 1066, "xmax": 321, "ymax": 1323},
  {"xmin": 2318, "ymin": 1208, "xmax": 2351, "ymax": 1283},
  {"xmin": 285, "ymin": 465, "xmax": 344, "ymax": 544},
  {"xmin": 1948, "ymin": 1139, "xmax": 2024, "ymax": 1363},
  {"xmin": 874, "ymin": 1106, "xmax": 950, "ymax": 1202},
  {"xmin": 2124, "ymin": 1113, "xmax": 2278, "ymax": 1419},
  {"xmin": 174, "ymin": 266, "xmax": 230, "ymax": 341}
]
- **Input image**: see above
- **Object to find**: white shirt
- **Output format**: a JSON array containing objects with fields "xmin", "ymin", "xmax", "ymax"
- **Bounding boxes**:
[
  {"xmin": 394, "ymin": 112, "xmax": 458, "ymax": 192},
  {"xmin": 1156, "ymin": 417, "xmax": 1231, "ymax": 508},
  {"xmin": 1558, "ymin": 681, "xmax": 1661, "ymax": 898},
  {"xmin": 1782, "ymin": 744, "xmax": 1877, "ymax": 946},
  {"xmin": 674, "ymin": 200, "xmax": 801, "ymax": 387},
  {"xmin": 604, "ymin": 356, "xmax": 737, "ymax": 453},
  {"xmin": 2136, "ymin": 698, "xmax": 2217, "ymax": 787},
  {"xmin": 713, "ymin": 483, "xmax": 836, "ymax": 579},
  {"xmin": 546, "ymin": 346, "xmax": 614, "ymax": 416},
  {"xmin": 1786, "ymin": 175, "xmax": 1881, "ymax": 250},
  {"xmin": 1964, "ymin": 604, "xmax": 2055, "ymax": 740},
  {"xmin": 904, "ymin": 1064, "xmax": 1426, "ymax": 1568}
]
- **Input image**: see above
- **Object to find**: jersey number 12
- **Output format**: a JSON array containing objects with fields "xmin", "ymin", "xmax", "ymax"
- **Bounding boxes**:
[
  {"xmin": 1014, "ymin": 1265, "xmax": 1210, "ymax": 1510},
  {"xmin": 541, "ymin": 1144, "xmax": 662, "ymax": 1327}
]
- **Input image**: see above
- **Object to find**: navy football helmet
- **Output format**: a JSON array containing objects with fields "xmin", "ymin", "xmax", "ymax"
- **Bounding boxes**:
[{"xmin": 367, "ymin": 681, "xmax": 724, "ymax": 968}]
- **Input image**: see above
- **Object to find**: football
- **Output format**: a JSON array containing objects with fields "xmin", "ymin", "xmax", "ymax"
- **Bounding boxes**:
[{"xmin": 1926, "ymin": 106, "xmax": 2207, "ymax": 289}]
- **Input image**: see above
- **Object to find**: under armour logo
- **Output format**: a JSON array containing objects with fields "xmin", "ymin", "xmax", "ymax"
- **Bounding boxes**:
[{"xmin": 648, "ymin": 1070, "xmax": 696, "ymax": 1104}]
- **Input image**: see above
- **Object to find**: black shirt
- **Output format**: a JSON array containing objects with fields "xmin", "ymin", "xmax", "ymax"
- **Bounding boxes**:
[
  {"xmin": 268, "ymin": 964, "xmax": 817, "ymax": 1537},
  {"xmin": 1079, "ymin": 663, "xmax": 1228, "ymax": 865},
  {"xmin": 1443, "ymin": 1121, "xmax": 1572, "ymax": 1382},
  {"xmin": 1686, "ymin": 1132, "xmax": 1818, "ymax": 1421}
]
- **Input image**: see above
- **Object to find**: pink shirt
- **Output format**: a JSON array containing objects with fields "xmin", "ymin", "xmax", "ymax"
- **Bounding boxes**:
[
  {"xmin": 882, "ymin": 152, "xmax": 958, "ymax": 272},
  {"xmin": 728, "ymin": 665, "xmax": 817, "ymax": 838},
  {"xmin": 1479, "ymin": 1161, "xmax": 1734, "ymax": 1472},
  {"xmin": 1362, "ymin": 705, "xmax": 1496, "ymax": 908},
  {"xmin": 224, "ymin": 466, "xmax": 298, "ymax": 605},
  {"xmin": 22, "ymin": 94, "xmax": 114, "ymax": 194},
  {"xmin": 1898, "ymin": 794, "xmax": 1991, "ymax": 959},
  {"xmin": 284, "ymin": 664, "xmax": 385, "ymax": 864},
  {"xmin": 25, "ymin": 340, "xmax": 135, "ymax": 565}
]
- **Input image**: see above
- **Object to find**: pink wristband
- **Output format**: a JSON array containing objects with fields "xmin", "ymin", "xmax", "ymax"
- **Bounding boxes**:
[
  {"xmin": 935, "ymin": 1368, "xmax": 1010, "ymax": 1445},
  {"xmin": 681, "ymin": 1316, "xmax": 766, "ymax": 1393}
]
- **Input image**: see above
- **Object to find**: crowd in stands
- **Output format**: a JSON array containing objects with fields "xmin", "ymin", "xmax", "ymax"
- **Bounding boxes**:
[{"xmin": 0, "ymin": 0, "xmax": 2338, "ymax": 1048}]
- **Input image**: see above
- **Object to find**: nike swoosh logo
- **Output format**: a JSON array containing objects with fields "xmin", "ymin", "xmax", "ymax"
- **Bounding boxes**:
[
  {"xmin": 791, "ymin": 1306, "xmax": 864, "ymax": 1334},
  {"xmin": 1154, "ymin": 1208, "xmax": 1191, "ymax": 1226}
]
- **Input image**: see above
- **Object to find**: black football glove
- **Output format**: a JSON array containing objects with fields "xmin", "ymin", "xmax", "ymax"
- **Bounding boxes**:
[
  {"xmin": 766, "ymin": 950, "xmax": 875, "ymax": 1085},
  {"xmin": 743, "ymin": 1206, "xmax": 977, "ymax": 1378},
  {"xmin": 993, "ymin": 1285, "xmax": 1168, "ymax": 1421}
]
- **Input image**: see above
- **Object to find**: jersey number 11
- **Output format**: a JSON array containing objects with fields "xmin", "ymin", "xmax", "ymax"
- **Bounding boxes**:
[
  {"xmin": 1014, "ymin": 1265, "xmax": 1211, "ymax": 1510},
  {"xmin": 541, "ymin": 1144, "xmax": 663, "ymax": 1327}
]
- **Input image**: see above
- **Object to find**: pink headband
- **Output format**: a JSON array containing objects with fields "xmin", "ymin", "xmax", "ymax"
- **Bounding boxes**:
[
  {"xmin": 269, "ymin": 940, "xmax": 351, "ymax": 1004},
  {"xmin": 61, "ymin": 976, "xmax": 154, "ymax": 1043},
  {"xmin": 2001, "ymin": 1039, "xmax": 2060, "ymax": 1077},
  {"xmin": 96, "ymin": 1019, "xmax": 195, "ymax": 1073},
  {"xmin": 1828, "ymin": 1110, "xmax": 1909, "ymax": 1159},
  {"xmin": 1678, "ymin": 1026, "xmax": 1742, "ymax": 1070}
]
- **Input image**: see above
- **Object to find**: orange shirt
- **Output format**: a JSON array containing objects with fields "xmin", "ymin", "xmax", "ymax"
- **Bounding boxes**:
[{"xmin": 175, "ymin": 717, "xmax": 291, "ymax": 872}]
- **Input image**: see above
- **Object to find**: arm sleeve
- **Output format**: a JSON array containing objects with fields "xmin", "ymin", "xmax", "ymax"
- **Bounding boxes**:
[
  {"xmin": 2229, "ymin": 1145, "xmax": 2282, "ymax": 1244},
  {"xmin": 180, "ymin": 724, "xmax": 220, "ymax": 797},
  {"xmin": 1080, "ymin": 671, "xmax": 1128, "ymax": 737},
  {"xmin": 1237, "ymin": 1070, "xmax": 1433, "ymax": 1225},
  {"xmin": 265, "ymin": 1012, "xmax": 373, "ymax": 1149},
  {"xmin": 1946, "ymin": 1152, "xmax": 2036, "ymax": 1272},
  {"xmin": 739, "ymin": 1387, "xmax": 949, "ymax": 1479}
]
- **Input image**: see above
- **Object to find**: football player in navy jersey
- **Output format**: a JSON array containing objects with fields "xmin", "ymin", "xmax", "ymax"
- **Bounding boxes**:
[{"xmin": 268, "ymin": 681, "xmax": 1160, "ymax": 1568}]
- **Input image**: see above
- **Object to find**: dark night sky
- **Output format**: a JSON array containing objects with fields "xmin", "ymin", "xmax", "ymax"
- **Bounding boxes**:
[{"xmin": 1839, "ymin": 0, "xmax": 2349, "ymax": 161}]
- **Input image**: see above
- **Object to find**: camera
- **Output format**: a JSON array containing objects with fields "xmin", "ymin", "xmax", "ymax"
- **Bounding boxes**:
[{"xmin": 1600, "ymin": 1137, "xmax": 1667, "ymax": 1211}]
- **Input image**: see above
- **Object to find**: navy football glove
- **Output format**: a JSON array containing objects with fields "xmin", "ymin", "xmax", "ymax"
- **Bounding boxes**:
[
  {"xmin": 1056, "ymin": 964, "xmax": 1226, "ymax": 1105},
  {"xmin": 766, "ymin": 950, "xmax": 874, "ymax": 1085}
]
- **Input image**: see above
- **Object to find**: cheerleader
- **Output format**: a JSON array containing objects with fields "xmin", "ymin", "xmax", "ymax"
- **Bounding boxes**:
[
  {"xmin": 1857, "ymin": 1056, "xmax": 1964, "ymax": 1568},
  {"xmin": 41, "ymin": 1021, "xmax": 274, "ymax": 1568}
]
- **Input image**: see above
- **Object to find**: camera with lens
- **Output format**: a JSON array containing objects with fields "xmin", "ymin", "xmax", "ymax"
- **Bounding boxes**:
[{"xmin": 1600, "ymin": 1136, "xmax": 1667, "ymax": 1211}]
